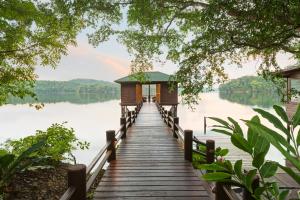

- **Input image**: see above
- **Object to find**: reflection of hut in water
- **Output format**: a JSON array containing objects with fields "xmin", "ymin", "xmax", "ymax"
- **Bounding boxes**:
[
  {"xmin": 279, "ymin": 66, "xmax": 300, "ymax": 119},
  {"xmin": 115, "ymin": 71, "xmax": 178, "ymax": 116}
]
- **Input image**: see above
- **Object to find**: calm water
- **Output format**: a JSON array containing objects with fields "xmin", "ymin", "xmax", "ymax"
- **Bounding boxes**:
[{"xmin": 0, "ymin": 92, "xmax": 284, "ymax": 166}]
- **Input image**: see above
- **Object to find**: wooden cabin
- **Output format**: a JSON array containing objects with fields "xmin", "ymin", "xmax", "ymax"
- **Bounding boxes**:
[
  {"xmin": 115, "ymin": 71, "xmax": 178, "ymax": 116},
  {"xmin": 280, "ymin": 66, "xmax": 300, "ymax": 119}
]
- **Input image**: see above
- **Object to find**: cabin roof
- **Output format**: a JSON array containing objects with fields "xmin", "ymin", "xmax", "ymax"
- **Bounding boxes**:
[
  {"xmin": 279, "ymin": 65, "xmax": 300, "ymax": 77},
  {"xmin": 115, "ymin": 71, "xmax": 174, "ymax": 84}
]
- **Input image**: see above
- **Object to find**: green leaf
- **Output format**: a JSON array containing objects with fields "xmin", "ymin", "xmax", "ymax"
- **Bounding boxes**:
[
  {"xmin": 247, "ymin": 116, "xmax": 260, "ymax": 148},
  {"xmin": 279, "ymin": 190, "xmax": 289, "ymax": 200},
  {"xmin": 208, "ymin": 117, "xmax": 231, "ymax": 129},
  {"xmin": 273, "ymin": 105, "xmax": 289, "ymax": 123},
  {"xmin": 234, "ymin": 160, "xmax": 243, "ymax": 179},
  {"xmin": 218, "ymin": 149, "xmax": 229, "ymax": 157},
  {"xmin": 252, "ymin": 152, "xmax": 266, "ymax": 168},
  {"xmin": 245, "ymin": 169, "xmax": 257, "ymax": 193},
  {"xmin": 228, "ymin": 117, "xmax": 243, "ymax": 136},
  {"xmin": 198, "ymin": 163, "xmax": 228, "ymax": 172},
  {"xmin": 297, "ymin": 129, "xmax": 300, "ymax": 146},
  {"xmin": 202, "ymin": 172, "xmax": 232, "ymax": 181},
  {"xmin": 260, "ymin": 161, "xmax": 278, "ymax": 178},
  {"xmin": 279, "ymin": 164, "xmax": 300, "ymax": 184},
  {"xmin": 211, "ymin": 128, "xmax": 232, "ymax": 136},
  {"xmin": 254, "ymin": 136, "xmax": 270, "ymax": 156},
  {"xmin": 245, "ymin": 120, "xmax": 297, "ymax": 157},
  {"xmin": 292, "ymin": 104, "xmax": 300, "ymax": 127},
  {"xmin": 254, "ymin": 108, "xmax": 289, "ymax": 135},
  {"xmin": 231, "ymin": 133, "xmax": 253, "ymax": 154}
]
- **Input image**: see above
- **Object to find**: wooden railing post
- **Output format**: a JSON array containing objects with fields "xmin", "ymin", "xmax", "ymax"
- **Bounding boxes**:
[
  {"xmin": 243, "ymin": 175, "xmax": 259, "ymax": 200},
  {"xmin": 128, "ymin": 111, "xmax": 132, "ymax": 126},
  {"xmin": 168, "ymin": 111, "xmax": 172, "ymax": 127},
  {"xmin": 215, "ymin": 182, "xmax": 231, "ymax": 200},
  {"xmin": 106, "ymin": 130, "xmax": 116, "ymax": 162},
  {"xmin": 132, "ymin": 111, "xmax": 136, "ymax": 123},
  {"xmin": 173, "ymin": 117, "xmax": 179, "ymax": 138},
  {"xmin": 164, "ymin": 110, "xmax": 167, "ymax": 123},
  {"xmin": 68, "ymin": 164, "xmax": 86, "ymax": 200},
  {"xmin": 206, "ymin": 140, "xmax": 215, "ymax": 164},
  {"xmin": 184, "ymin": 130, "xmax": 193, "ymax": 162},
  {"xmin": 120, "ymin": 117, "xmax": 126, "ymax": 139}
]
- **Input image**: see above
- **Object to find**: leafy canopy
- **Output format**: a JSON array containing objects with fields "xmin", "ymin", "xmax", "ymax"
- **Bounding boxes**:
[
  {"xmin": 87, "ymin": 0, "xmax": 300, "ymax": 104},
  {"xmin": 0, "ymin": 0, "xmax": 119, "ymax": 105},
  {"xmin": 2, "ymin": 1, "xmax": 300, "ymax": 105}
]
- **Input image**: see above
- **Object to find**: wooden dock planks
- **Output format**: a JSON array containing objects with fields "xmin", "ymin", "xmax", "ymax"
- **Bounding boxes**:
[{"xmin": 93, "ymin": 103, "xmax": 212, "ymax": 200}]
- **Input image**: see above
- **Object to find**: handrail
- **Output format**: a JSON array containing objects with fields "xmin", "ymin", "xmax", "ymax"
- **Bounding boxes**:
[
  {"xmin": 86, "ymin": 142, "xmax": 110, "ymax": 174},
  {"xmin": 60, "ymin": 187, "xmax": 76, "ymax": 200},
  {"xmin": 86, "ymin": 150, "xmax": 112, "ymax": 191},
  {"xmin": 175, "ymin": 123, "xmax": 184, "ymax": 134},
  {"xmin": 223, "ymin": 185, "xmax": 240, "ymax": 200},
  {"xmin": 193, "ymin": 136, "xmax": 206, "ymax": 146}
]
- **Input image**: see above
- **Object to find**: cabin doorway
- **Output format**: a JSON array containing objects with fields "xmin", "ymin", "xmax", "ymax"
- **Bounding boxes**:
[{"xmin": 142, "ymin": 84, "xmax": 157, "ymax": 103}]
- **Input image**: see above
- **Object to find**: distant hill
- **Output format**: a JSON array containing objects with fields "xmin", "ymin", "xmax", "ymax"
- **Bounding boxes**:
[
  {"xmin": 219, "ymin": 76, "xmax": 278, "ymax": 94},
  {"xmin": 218, "ymin": 76, "xmax": 282, "ymax": 107},
  {"xmin": 8, "ymin": 79, "xmax": 120, "ymax": 104}
]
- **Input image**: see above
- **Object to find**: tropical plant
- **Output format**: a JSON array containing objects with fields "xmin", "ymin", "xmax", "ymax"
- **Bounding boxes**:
[
  {"xmin": 4, "ymin": 123, "xmax": 89, "ymax": 164},
  {"xmin": 0, "ymin": 139, "xmax": 45, "ymax": 196},
  {"xmin": 246, "ymin": 105, "xmax": 300, "ymax": 185},
  {"xmin": 198, "ymin": 104, "xmax": 300, "ymax": 199}
]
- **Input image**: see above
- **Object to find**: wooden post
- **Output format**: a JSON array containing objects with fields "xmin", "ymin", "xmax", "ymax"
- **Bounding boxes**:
[
  {"xmin": 68, "ymin": 164, "xmax": 86, "ymax": 200},
  {"xmin": 204, "ymin": 117, "xmax": 207, "ymax": 134},
  {"xmin": 128, "ymin": 111, "xmax": 132, "ymax": 126},
  {"xmin": 184, "ymin": 130, "xmax": 193, "ymax": 162},
  {"xmin": 120, "ymin": 117, "xmax": 126, "ymax": 139},
  {"xmin": 168, "ymin": 111, "xmax": 172, "ymax": 127},
  {"xmin": 243, "ymin": 175, "xmax": 259, "ymax": 200},
  {"xmin": 132, "ymin": 111, "xmax": 135, "ymax": 123},
  {"xmin": 164, "ymin": 110, "xmax": 167, "ymax": 123},
  {"xmin": 148, "ymin": 84, "xmax": 151, "ymax": 102},
  {"xmin": 215, "ymin": 182, "xmax": 231, "ymax": 200},
  {"xmin": 206, "ymin": 140, "xmax": 215, "ymax": 164},
  {"xmin": 173, "ymin": 117, "xmax": 179, "ymax": 138},
  {"xmin": 106, "ymin": 130, "xmax": 116, "ymax": 162}
]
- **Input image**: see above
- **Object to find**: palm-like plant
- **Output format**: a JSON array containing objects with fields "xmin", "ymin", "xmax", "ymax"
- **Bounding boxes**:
[{"xmin": 0, "ymin": 139, "xmax": 45, "ymax": 196}]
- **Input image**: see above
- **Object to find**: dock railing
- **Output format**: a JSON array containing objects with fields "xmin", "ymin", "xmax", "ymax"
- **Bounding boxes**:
[
  {"xmin": 156, "ymin": 103, "xmax": 259, "ymax": 200},
  {"xmin": 59, "ymin": 102, "xmax": 143, "ymax": 200}
]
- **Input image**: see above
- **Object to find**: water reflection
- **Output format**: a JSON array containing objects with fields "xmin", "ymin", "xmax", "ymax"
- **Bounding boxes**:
[
  {"xmin": 219, "ymin": 91, "xmax": 282, "ymax": 107},
  {"xmin": 8, "ymin": 92, "xmax": 120, "ymax": 105}
]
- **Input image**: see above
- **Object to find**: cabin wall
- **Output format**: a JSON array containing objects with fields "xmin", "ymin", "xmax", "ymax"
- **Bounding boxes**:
[
  {"xmin": 156, "ymin": 84, "xmax": 161, "ymax": 103},
  {"xmin": 121, "ymin": 84, "xmax": 137, "ymax": 105},
  {"xmin": 159, "ymin": 83, "xmax": 178, "ymax": 105},
  {"xmin": 289, "ymin": 73, "xmax": 300, "ymax": 79},
  {"xmin": 136, "ymin": 84, "xmax": 142, "ymax": 104}
]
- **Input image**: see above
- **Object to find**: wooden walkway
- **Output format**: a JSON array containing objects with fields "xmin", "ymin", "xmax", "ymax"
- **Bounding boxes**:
[{"xmin": 93, "ymin": 103, "xmax": 212, "ymax": 199}]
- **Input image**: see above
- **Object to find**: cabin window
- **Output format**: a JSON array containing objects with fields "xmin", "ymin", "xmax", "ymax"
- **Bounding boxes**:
[{"xmin": 291, "ymin": 79, "xmax": 300, "ymax": 102}]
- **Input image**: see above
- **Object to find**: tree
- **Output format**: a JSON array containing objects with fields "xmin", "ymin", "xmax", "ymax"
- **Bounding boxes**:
[
  {"xmin": 0, "ymin": 0, "xmax": 119, "ymax": 105},
  {"xmin": 87, "ymin": 0, "xmax": 300, "ymax": 104}
]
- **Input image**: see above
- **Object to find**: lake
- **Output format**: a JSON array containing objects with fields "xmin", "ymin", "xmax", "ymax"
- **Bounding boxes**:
[{"xmin": 0, "ymin": 92, "xmax": 285, "ymax": 166}]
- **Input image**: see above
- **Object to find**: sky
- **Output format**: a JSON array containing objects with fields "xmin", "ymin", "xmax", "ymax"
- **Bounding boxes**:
[{"xmin": 35, "ymin": 30, "xmax": 296, "ymax": 82}]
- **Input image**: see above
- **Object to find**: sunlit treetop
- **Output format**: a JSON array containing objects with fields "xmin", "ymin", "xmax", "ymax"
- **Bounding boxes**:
[{"xmin": 87, "ymin": 0, "xmax": 300, "ymax": 104}]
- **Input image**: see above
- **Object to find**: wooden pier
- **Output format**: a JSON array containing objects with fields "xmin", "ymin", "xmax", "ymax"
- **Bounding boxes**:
[{"xmin": 93, "ymin": 103, "xmax": 212, "ymax": 199}]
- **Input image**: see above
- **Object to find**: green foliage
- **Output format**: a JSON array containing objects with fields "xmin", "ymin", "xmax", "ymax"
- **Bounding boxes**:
[
  {"xmin": 82, "ymin": 1, "xmax": 300, "ymax": 104},
  {"xmin": 0, "ymin": 140, "xmax": 45, "ymax": 196},
  {"xmin": 4, "ymin": 123, "xmax": 89, "ymax": 164},
  {"xmin": 0, "ymin": 0, "xmax": 120, "ymax": 105},
  {"xmin": 200, "ymin": 115, "xmax": 290, "ymax": 200}
]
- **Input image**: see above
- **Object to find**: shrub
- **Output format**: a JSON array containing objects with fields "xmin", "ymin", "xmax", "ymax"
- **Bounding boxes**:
[{"xmin": 4, "ymin": 122, "xmax": 89, "ymax": 164}]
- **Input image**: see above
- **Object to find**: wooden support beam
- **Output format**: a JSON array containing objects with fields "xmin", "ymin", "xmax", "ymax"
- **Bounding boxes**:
[
  {"xmin": 184, "ymin": 130, "xmax": 193, "ymax": 162},
  {"xmin": 106, "ymin": 130, "xmax": 116, "ymax": 162},
  {"xmin": 68, "ymin": 164, "xmax": 86, "ymax": 200}
]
